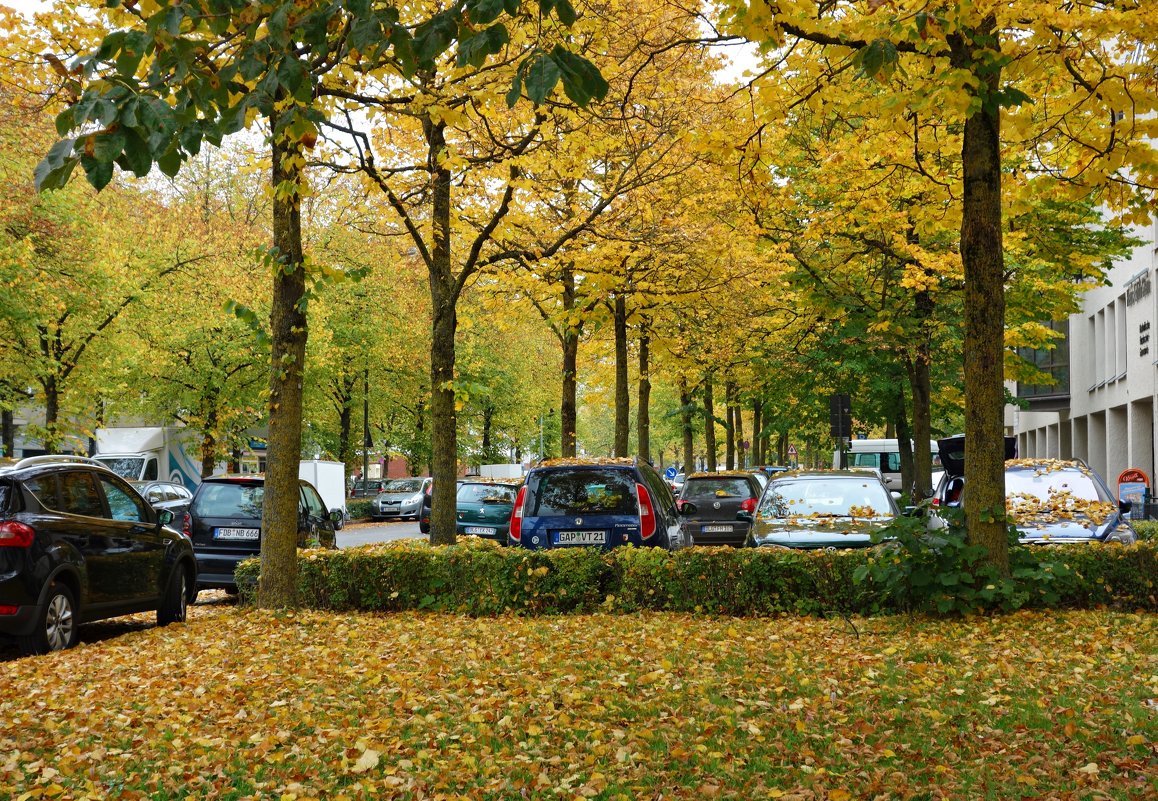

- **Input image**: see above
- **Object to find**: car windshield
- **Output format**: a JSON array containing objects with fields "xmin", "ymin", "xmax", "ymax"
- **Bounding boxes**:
[
  {"xmin": 458, "ymin": 483, "xmax": 517, "ymax": 504},
  {"xmin": 529, "ymin": 469, "xmax": 638, "ymax": 516},
  {"xmin": 94, "ymin": 456, "xmax": 145, "ymax": 481},
  {"xmin": 684, "ymin": 477, "xmax": 753, "ymax": 499},
  {"xmin": 192, "ymin": 482, "xmax": 264, "ymax": 518},
  {"xmin": 759, "ymin": 477, "xmax": 893, "ymax": 518},
  {"xmin": 383, "ymin": 479, "xmax": 424, "ymax": 494},
  {"xmin": 1005, "ymin": 464, "xmax": 1113, "ymax": 521}
]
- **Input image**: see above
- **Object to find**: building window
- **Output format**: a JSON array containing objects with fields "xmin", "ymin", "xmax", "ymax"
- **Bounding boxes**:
[{"xmin": 1017, "ymin": 319, "xmax": 1070, "ymax": 400}]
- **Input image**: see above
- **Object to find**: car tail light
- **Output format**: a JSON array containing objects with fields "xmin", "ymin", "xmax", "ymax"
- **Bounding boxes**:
[
  {"xmin": 181, "ymin": 512, "xmax": 192, "ymax": 537},
  {"xmin": 740, "ymin": 498, "xmax": 757, "ymax": 514},
  {"xmin": 637, "ymin": 484, "xmax": 656, "ymax": 540},
  {"xmin": 0, "ymin": 521, "xmax": 34, "ymax": 547},
  {"xmin": 509, "ymin": 486, "xmax": 527, "ymax": 541},
  {"xmin": 0, "ymin": 605, "xmax": 18, "ymax": 615}
]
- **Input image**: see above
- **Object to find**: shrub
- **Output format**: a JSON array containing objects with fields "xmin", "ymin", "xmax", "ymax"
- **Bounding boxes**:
[
  {"xmin": 346, "ymin": 499, "xmax": 373, "ymax": 520},
  {"xmin": 1131, "ymin": 520, "xmax": 1158, "ymax": 543},
  {"xmin": 233, "ymin": 536, "xmax": 1158, "ymax": 616}
]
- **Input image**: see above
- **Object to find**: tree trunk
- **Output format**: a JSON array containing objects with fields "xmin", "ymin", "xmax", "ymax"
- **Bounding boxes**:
[
  {"xmin": 200, "ymin": 404, "xmax": 218, "ymax": 478},
  {"xmin": 734, "ymin": 405, "xmax": 745, "ymax": 469},
  {"xmin": 613, "ymin": 294, "xmax": 629, "ymax": 457},
  {"xmin": 482, "ymin": 404, "xmax": 495, "ymax": 464},
  {"xmin": 41, "ymin": 373, "xmax": 59, "ymax": 454},
  {"xmin": 953, "ymin": 22, "xmax": 1010, "ymax": 574},
  {"xmin": 679, "ymin": 377, "xmax": 694, "ymax": 474},
  {"xmin": 336, "ymin": 373, "xmax": 356, "ymax": 467},
  {"xmin": 426, "ymin": 115, "xmax": 459, "ymax": 546},
  {"xmin": 752, "ymin": 397, "xmax": 763, "ymax": 466},
  {"xmin": 722, "ymin": 402, "xmax": 731, "ymax": 465},
  {"xmin": 907, "ymin": 286, "xmax": 935, "ymax": 500},
  {"xmin": 637, "ymin": 320, "xmax": 651, "ymax": 463},
  {"xmin": 560, "ymin": 265, "xmax": 579, "ymax": 458},
  {"xmin": 1, "ymin": 409, "xmax": 12, "ymax": 457},
  {"xmin": 258, "ymin": 122, "xmax": 309, "ymax": 609},
  {"xmin": 703, "ymin": 379, "xmax": 717, "ymax": 471}
]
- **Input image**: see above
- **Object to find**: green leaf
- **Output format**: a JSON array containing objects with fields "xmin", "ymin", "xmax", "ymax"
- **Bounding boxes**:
[
  {"xmin": 551, "ymin": 46, "xmax": 608, "ymax": 107},
  {"xmin": 524, "ymin": 53, "xmax": 561, "ymax": 103},
  {"xmin": 91, "ymin": 128, "xmax": 127, "ymax": 163},
  {"xmin": 157, "ymin": 144, "xmax": 183, "ymax": 178},
  {"xmin": 139, "ymin": 97, "xmax": 176, "ymax": 153},
  {"xmin": 469, "ymin": 0, "xmax": 506, "ymax": 26},
  {"xmin": 555, "ymin": 0, "xmax": 577, "ymax": 26},
  {"xmin": 413, "ymin": 11, "xmax": 458, "ymax": 68},
  {"xmin": 505, "ymin": 69, "xmax": 523, "ymax": 108},
  {"xmin": 116, "ymin": 127, "xmax": 153, "ymax": 176},
  {"xmin": 80, "ymin": 155, "xmax": 114, "ymax": 191},
  {"xmin": 34, "ymin": 139, "xmax": 79, "ymax": 191},
  {"xmin": 457, "ymin": 24, "xmax": 510, "ymax": 69}
]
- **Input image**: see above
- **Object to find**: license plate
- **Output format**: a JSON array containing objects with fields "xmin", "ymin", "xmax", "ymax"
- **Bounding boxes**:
[
  {"xmin": 702, "ymin": 524, "xmax": 734, "ymax": 533},
  {"xmin": 464, "ymin": 526, "xmax": 496, "ymax": 535},
  {"xmin": 215, "ymin": 527, "xmax": 259, "ymax": 540},
  {"xmin": 553, "ymin": 530, "xmax": 606, "ymax": 546}
]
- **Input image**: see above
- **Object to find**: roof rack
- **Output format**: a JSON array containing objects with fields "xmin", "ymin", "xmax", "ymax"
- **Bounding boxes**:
[{"xmin": 11, "ymin": 454, "xmax": 109, "ymax": 470}]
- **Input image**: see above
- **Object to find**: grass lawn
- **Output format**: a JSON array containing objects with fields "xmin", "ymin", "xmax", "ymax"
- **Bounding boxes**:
[{"xmin": 2, "ymin": 599, "xmax": 1155, "ymax": 800}]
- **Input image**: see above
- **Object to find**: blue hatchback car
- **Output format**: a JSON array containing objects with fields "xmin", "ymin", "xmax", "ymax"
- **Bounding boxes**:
[{"xmin": 509, "ymin": 458, "xmax": 688, "ymax": 550}]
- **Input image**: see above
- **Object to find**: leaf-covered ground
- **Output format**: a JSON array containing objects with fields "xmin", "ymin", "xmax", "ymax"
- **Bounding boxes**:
[{"xmin": 2, "ymin": 601, "xmax": 1155, "ymax": 800}]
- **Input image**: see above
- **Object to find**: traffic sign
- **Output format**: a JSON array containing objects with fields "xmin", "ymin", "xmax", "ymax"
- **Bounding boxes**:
[
  {"xmin": 664, "ymin": 466, "xmax": 678, "ymax": 480},
  {"xmin": 787, "ymin": 444, "xmax": 797, "ymax": 457}
]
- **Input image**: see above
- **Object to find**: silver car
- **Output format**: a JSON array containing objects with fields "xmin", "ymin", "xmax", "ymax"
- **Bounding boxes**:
[{"xmin": 371, "ymin": 477, "xmax": 432, "ymax": 521}]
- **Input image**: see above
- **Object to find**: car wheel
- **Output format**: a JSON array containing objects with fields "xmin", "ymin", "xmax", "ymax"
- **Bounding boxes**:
[
  {"xmin": 157, "ymin": 566, "xmax": 188, "ymax": 626},
  {"xmin": 419, "ymin": 521, "xmax": 430, "ymax": 534},
  {"xmin": 18, "ymin": 583, "xmax": 79, "ymax": 656}
]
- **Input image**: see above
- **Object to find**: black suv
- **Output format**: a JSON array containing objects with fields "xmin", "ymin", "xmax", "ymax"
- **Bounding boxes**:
[
  {"xmin": 510, "ymin": 457, "xmax": 690, "ymax": 550},
  {"xmin": 676, "ymin": 471, "xmax": 763, "ymax": 547},
  {"xmin": 0, "ymin": 455, "xmax": 197, "ymax": 655},
  {"xmin": 183, "ymin": 475, "xmax": 341, "ymax": 592}
]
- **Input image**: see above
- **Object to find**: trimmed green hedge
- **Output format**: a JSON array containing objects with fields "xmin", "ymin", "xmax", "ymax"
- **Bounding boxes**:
[
  {"xmin": 346, "ymin": 499, "xmax": 373, "ymax": 520},
  {"xmin": 235, "ymin": 538, "xmax": 1158, "ymax": 616},
  {"xmin": 1131, "ymin": 520, "xmax": 1158, "ymax": 543}
]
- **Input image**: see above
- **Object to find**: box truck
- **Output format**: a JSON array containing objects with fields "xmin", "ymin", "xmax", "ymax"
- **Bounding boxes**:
[
  {"xmin": 93, "ymin": 426, "xmax": 205, "ymax": 490},
  {"xmin": 299, "ymin": 459, "xmax": 347, "ymax": 528}
]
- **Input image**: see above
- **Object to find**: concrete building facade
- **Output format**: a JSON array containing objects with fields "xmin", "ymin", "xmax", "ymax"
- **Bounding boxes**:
[{"xmin": 1011, "ymin": 215, "xmax": 1158, "ymax": 489}]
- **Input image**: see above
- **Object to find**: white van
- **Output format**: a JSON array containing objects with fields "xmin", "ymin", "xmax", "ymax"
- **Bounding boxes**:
[{"xmin": 833, "ymin": 439, "xmax": 940, "ymax": 491}]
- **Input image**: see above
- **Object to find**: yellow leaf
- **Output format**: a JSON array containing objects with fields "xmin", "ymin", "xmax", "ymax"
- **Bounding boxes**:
[
  {"xmin": 1125, "ymin": 734, "xmax": 1146, "ymax": 746},
  {"xmin": 350, "ymin": 749, "xmax": 380, "ymax": 773},
  {"xmin": 829, "ymin": 790, "xmax": 852, "ymax": 801}
]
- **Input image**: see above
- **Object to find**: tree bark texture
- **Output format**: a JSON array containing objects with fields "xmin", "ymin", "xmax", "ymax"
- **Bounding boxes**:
[
  {"xmin": 734, "ymin": 405, "xmax": 745, "ymax": 469},
  {"xmin": 560, "ymin": 265, "xmax": 579, "ymax": 458},
  {"xmin": 752, "ymin": 397, "xmax": 763, "ymax": 466},
  {"xmin": 953, "ymin": 22, "xmax": 1010, "ymax": 575},
  {"xmin": 426, "ymin": 116, "xmax": 459, "ymax": 545},
  {"xmin": 725, "ymin": 382, "xmax": 736, "ymax": 470},
  {"xmin": 704, "ymin": 380, "xmax": 717, "ymax": 471},
  {"xmin": 907, "ymin": 286, "xmax": 935, "ymax": 500},
  {"xmin": 637, "ymin": 321, "xmax": 651, "ymax": 464},
  {"xmin": 259, "ymin": 125, "xmax": 308, "ymax": 609},
  {"xmin": 679, "ymin": 377, "xmax": 694, "ymax": 474},
  {"xmin": 613, "ymin": 295, "xmax": 629, "ymax": 457}
]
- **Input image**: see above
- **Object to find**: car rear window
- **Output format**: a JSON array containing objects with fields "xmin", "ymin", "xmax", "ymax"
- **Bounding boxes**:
[
  {"xmin": 458, "ymin": 483, "xmax": 517, "ymax": 503},
  {"xmin": 684, "ymin": 477, "xmax": 753, "ymax": 499},
  {"xmin": 529, "ymin": 469, "xmax": 637, "ymax": 516},
  {"xmin": 193, "ymin": 482, "xmax": 264, "ymax": 517}
]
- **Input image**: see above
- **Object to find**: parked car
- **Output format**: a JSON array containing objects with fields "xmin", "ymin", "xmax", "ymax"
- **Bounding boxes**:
[
  {"xmin": 668, "ymin": 472, "xmax": 686, "ymax": 496},
  {"xmin": 933, "ymin": 435, "xmax": 1136, "ymax": 545},
  {"xmin": 0, "ymin": 455, "xmax": 197, "ymax": 655},
  {"xmin": 130, "ymin": 480, "xmax": 194, "ymax": 517},
  {"xmin": 183, "ymin": 474, "xmax": 340, "ymax": 593},
  {"xmin": 455, "ymin": 478, "xmax": 522, "ymax": 542},
  {"xmin": 743, "ymin": 469, "xmax": 899, "ymax": 549},
  {"xmin": 418, "ymin": 479, "xmax": 464, "ymax": 535},
  {"xmin": 676, "ymin": 471, "xmax": 762, "ymax": 547},
  {"xmin": 349, "ymin": 478, "xmax": 390, "ymax": 499},
  {"xmin": 510, "ymin": 457, "xmax": 690, "ymax": 550},
  {"xmin": 371, "ymin": 477, "xmax": 432, "ymax": 521}
]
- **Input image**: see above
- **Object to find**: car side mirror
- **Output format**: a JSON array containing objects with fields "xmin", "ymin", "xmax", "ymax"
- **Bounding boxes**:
[
  {"xmin": 157, "ymin": 509, "xmax": 174, "ymax": 526},
  {"xmin": 330, "ymin": 509, "xmax": 343, "ymax": 523},
  {"xmin": 890, "ymin": 491, "xmax": 902, "ymax": 500},
  {"xmin": 1119, "ymin": 499, "xmax": 1132, "ymax": 515},
  {"xmin": 736, "ymin": 510, "xmax": 753, "ymax": 523},
  {"xmin": 677, "ymin": 500, "xmax": 697, "ymax": 515}
]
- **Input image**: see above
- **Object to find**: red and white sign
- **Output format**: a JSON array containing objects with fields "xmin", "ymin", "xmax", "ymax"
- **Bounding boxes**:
[{"xmin": 787, "ymin": 444, "xmax": 798, "ymax": 457}]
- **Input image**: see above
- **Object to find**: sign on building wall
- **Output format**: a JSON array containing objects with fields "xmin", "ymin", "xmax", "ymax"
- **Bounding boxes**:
[{"xmin": 1126, "ymin": 270, "xmax": 1151, "ymax": 306}]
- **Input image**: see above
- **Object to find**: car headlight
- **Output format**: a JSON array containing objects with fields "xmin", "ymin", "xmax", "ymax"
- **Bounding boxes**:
[{"xmin": 409, "ymin": 492, "xmax": 424, "ymax": 504}]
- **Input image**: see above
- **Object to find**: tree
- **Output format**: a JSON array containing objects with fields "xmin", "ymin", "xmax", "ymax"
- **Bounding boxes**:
[
  {"xmin": 35, "ymin": 0, "xmax": 606, "ymax": 603},
  {"xmin": 720, "ymin": 0, "xmax": 1158, "ymax": 571}
]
